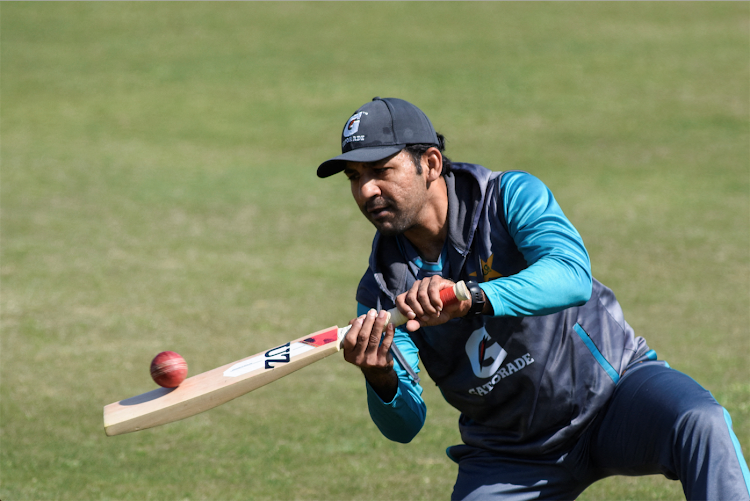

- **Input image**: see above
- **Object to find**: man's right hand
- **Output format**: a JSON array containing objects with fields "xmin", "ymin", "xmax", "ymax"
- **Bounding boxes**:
[{"xmin": 342, "ymin": 309, "xmax": 398, "ymax": 402}]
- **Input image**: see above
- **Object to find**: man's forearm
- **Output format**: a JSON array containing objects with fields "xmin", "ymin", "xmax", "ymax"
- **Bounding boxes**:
[{"xmin": 361, "ymin": 366, "xmax": 398, "ymax": 403}]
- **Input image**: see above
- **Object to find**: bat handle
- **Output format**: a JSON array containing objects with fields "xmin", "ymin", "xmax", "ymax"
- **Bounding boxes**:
[{"xmin": 386, "ymin": 280, "xmax": 470, "ymax": 327}]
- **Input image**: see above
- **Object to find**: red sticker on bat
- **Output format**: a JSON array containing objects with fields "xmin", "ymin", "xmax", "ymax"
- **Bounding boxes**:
[{"xmin": 300, "ymin": 327, "xmax": 339, "ymax": 347}]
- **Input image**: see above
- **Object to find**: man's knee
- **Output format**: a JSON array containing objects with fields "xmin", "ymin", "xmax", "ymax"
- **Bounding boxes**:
[
  {"xmin": 666, "ymin": 382, "xmax": 728, "ymax": 468},
  {"xmin": 670, "ymin": 393, "xmax": 750, "ymax": 499},
  {"xmin": 674, "ymin": 396, "xmax": 725, "ymax": 439}
]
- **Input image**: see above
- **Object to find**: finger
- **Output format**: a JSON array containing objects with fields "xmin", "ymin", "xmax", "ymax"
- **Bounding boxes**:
[
  {"xmin": 359, "ymin": 308, "xmax": 379, "ymax": 349},
  {"xmin": 428, "ymin": 278, "xmax": 448, "ymax": 312},
  {"xmin": 367, "ymin": 309, "xmax": 389, "ymax": 350},
  {"xmin": 342, "ymin": 315, "xmax": 367, "ymax": 365},
  {"xmin": 405, "ymin": 318, "xmax": 422, "ymax": 332},
  {"xmin": 346, "ymin": 309, "xmax": 380, "ymax": 366},
  {"xmin": 377, "ymin": 321, "xmax": 395, "ymax": 360},
  {"xmin": 395, "ymin": 293, "xmax": 416, "ymax": 321},
  {"xmin": 343, "ymin": 315, "xmax": 365, "ymax": 350},
  {"xmin": 411, "ymin": 278, "xmax": 443, "ymax": 321},
  {"xmin": 405, "ymin": 281, "xmax": 426, "ymax": 319},
  {"xmin": 417, "ymin": 278, "xmax": 439, "ymax": 317}
]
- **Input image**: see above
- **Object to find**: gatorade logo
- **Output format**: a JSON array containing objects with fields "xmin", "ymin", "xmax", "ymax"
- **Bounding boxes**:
[
  {"xmin": 465, "ymin": 326, "xmax": 507, "ymax": 379},
  {"xmin": 343, "ymin": 111, "xmax": 367, "ymax": 137}
]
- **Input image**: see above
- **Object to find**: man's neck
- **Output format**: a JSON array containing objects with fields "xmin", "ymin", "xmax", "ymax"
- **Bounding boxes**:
[
  {"xmin": 402, "ymin": 177, "xmax": 448, "ymax": 262},
  {"xmin": 403, "ymin": 229, "xmax": 446, "ymax": 263}
]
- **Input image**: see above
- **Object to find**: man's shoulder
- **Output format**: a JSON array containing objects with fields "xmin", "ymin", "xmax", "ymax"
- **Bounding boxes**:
[
  {"xmin": 450, "ymin": 163, "xmax": 533, "ymax": 191},
  {"xmin": 450, "ymin": 162, "xmax": 495, "ymax": 179},
  {"xmin": 455, "ymin": 168, "xmax": 550, "ymax": 202}
]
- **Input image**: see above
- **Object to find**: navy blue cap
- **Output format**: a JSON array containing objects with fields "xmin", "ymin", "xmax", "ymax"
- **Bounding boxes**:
[{"xmin": 317, "ymin": 97, "xmax": 439, "ymax": 178}]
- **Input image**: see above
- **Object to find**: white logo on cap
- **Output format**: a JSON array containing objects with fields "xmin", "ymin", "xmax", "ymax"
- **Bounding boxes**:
[{"xmin": 343, "ymin": 111, "xmax": 367, "ymax": 138}]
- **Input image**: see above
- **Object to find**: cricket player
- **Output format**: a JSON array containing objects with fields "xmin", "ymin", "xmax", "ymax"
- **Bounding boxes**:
[{"xmin": 317, "ymin": 97, "xmax": 749, "ymax": 500}]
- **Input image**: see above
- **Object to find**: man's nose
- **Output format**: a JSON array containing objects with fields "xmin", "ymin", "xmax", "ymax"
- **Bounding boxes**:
[{"xmin": 358, "ymin": 174, "xmax": 381, "ymax": 199}]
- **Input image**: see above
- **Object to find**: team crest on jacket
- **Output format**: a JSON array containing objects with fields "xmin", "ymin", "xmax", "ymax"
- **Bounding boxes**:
[
  {"xmin": 343, "ymin": 111, "xmax": 367, "ymax": 137},
  {"xmin": 465, "ymin": 326, "xmax": 507, "ymax": 378},
  {"xmin": 480, "ymin": 254, "xmax": 504, "ymax": 281}
]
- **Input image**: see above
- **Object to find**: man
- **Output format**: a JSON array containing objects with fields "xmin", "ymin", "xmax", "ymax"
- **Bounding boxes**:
[{"xmin": 317, "ymin": 97, "xmax": 749, "ymax": 500}]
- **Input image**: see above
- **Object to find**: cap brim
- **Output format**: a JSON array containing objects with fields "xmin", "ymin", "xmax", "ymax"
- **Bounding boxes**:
[{"xmin": 317, "ymin": 145, "xmax": 405, "ymax": 178}]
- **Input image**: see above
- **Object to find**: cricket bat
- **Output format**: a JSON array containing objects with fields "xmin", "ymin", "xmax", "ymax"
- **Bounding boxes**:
[{"xmin": 103, "ymin": 281, "xmax": 470, "ymax": 436}]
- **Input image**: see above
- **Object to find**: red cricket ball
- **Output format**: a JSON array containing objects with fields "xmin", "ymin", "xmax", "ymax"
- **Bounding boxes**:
[{"xmin": 150, "ymin": 351, "xmax": 188, "ymax": 388}]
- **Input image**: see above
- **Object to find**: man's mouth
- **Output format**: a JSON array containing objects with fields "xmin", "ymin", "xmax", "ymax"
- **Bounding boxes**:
[
  {"xmin": 366, "ymin": 200, "xmax": 392, "ymax": 219},
  {"xmin": 369, "ymin": 207, "xmax": 390, "ymax": 219}
]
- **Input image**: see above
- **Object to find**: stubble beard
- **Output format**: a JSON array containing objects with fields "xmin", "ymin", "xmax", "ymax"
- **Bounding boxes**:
[{"xmin": 362, "ymin": 196, "xmax": 421, "ymax": 237}]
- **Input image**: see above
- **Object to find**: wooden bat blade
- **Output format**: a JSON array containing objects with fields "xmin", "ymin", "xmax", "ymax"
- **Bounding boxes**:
[
  {"xmin": 103, "ymin": 280, "xmax": 467, "ymax": 436},
  {"xmin": 103, "ymin": 326, "xmax": 343, "ymax": 436}
]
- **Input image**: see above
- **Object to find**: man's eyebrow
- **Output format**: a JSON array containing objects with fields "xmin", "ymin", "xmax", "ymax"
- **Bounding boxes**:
[
  {"xmin": 344, "ymin": 162, "xmax": 375, "ymax": 172},
  {"xmin": 365, "ymin": 159, "xmax": 389, "ymax": 168}
]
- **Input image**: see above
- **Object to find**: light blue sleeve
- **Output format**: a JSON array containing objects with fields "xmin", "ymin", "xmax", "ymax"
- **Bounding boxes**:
[
  {"xmin": 479, "ymin": 171, "xmax": 592, "ymax": 317},
  {"xmin": 357, "ymin": 303, "xmax": 426, "ymax": 443}
]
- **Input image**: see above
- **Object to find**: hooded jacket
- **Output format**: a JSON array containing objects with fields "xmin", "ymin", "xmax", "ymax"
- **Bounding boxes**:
[{"xmin": 355, "ymin": 163, "xmax": 650, "ymax": 456}]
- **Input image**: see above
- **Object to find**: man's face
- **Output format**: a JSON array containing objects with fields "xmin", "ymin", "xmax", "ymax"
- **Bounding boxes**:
[{"xmin": 344, "ymin": 150, "xmax": 428, "ymax": 236}]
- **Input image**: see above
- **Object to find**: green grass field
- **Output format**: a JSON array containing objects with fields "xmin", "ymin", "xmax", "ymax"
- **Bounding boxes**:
[{"xmin": 1, "ymin": 3, "xmax": 747, "ymax": 500}]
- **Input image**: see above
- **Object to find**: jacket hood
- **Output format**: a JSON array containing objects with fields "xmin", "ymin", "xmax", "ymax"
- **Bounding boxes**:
[{"xmin": 445, "ymin": 162, "xmax": 493, "ymax": 256}]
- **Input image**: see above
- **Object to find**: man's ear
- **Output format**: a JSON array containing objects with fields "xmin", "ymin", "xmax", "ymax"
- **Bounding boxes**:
[{"xmin": 422, "ymin": 147, "xmax": 443, "ymax": 182}]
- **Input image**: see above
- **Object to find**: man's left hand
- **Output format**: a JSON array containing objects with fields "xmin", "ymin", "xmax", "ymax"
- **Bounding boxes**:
[{"xmin": 395, "ymin": 276, "xmax": 472, "ymax": 332}]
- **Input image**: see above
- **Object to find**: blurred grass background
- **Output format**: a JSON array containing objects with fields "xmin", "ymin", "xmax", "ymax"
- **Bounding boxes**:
[{"xmin": 1, "ymin": 2, "xmax": 747, "ymax": 500}]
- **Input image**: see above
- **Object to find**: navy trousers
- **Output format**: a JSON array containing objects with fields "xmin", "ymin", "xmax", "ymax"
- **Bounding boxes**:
[{"xmin": 451, "ymin": 361, "xmax": 750, "ymax": 500}]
